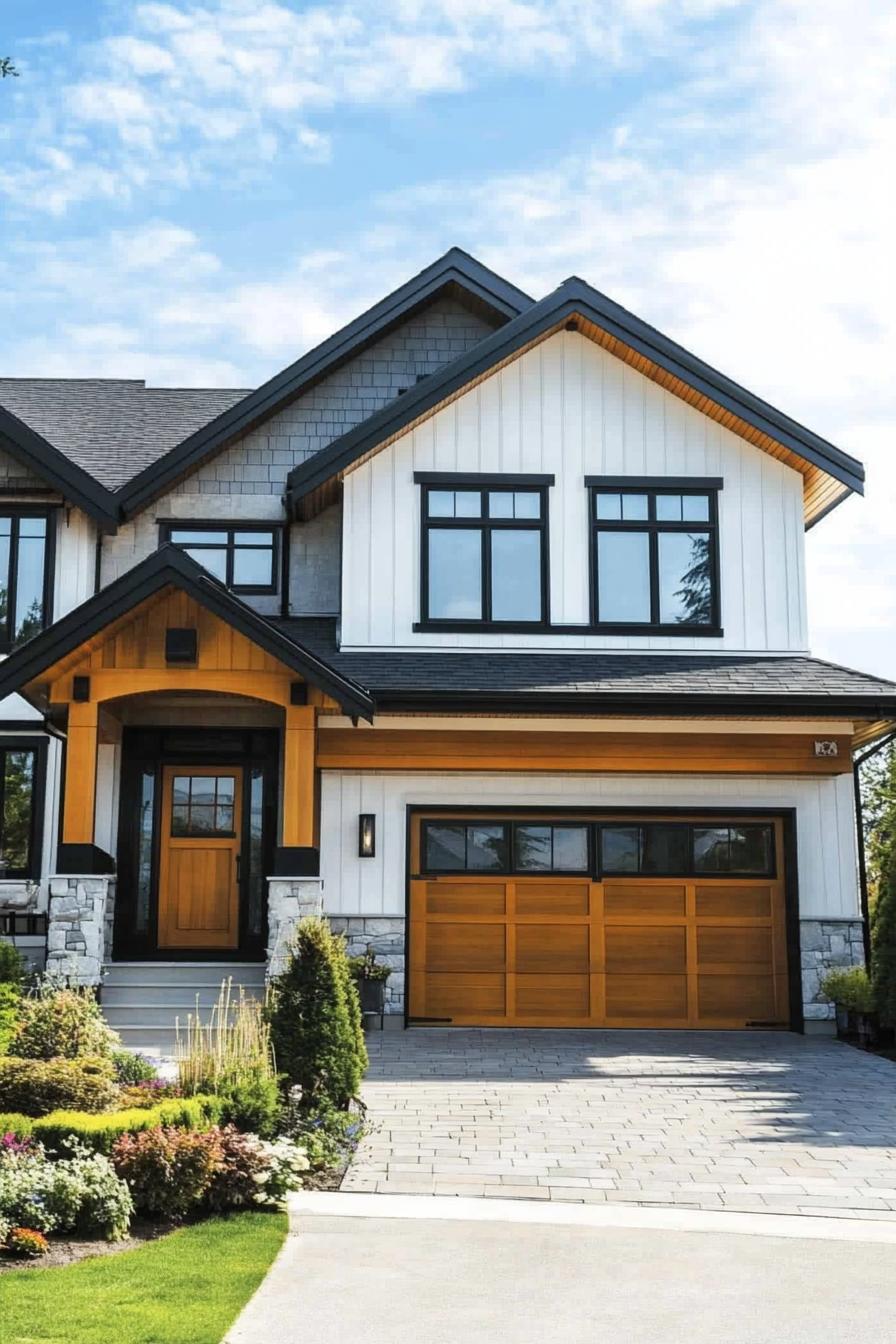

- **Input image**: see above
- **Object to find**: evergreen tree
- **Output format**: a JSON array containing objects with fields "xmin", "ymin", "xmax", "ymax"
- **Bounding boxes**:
[
  {"xmin": 267, "ymin": 917, "xmax": 368, "ymax": 1110},
  {"xmin": 867, "ymin": 744, "xmax": 896, "ymax": 1025}
]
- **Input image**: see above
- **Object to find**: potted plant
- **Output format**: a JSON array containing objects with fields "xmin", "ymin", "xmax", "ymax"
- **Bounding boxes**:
[
  {"xmin": 348, "ymin": 946, "xmax": 392, "ymax": 1023},
  {"xmin": 820, "ymin": 966, "xmax": 878, "ymax": 1045}
]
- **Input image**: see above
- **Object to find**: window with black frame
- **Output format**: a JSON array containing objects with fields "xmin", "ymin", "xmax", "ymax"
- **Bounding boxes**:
[
  {"xmin": 417, "ymin": 478, "xmax": 550, "ymax": 626},
  {"xmin": 0, "ymin": 511, "xmax": 51, "ymax": 650},
  {"xmin": 588, "ymin": 480, "xmax": 721, "ymax": 631},
  {"xmin": 0, "ymin": 747, "xmax": 38, "ymax": 877},
  {"xmin": 162, "ymin": 524, "xmax": 279, "ymax": 594}
]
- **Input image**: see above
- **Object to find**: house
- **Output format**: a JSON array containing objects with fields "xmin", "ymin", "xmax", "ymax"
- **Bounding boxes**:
[{"xmin": 0, "ymin": 247, "xmax": 890, "ymax": 1049}]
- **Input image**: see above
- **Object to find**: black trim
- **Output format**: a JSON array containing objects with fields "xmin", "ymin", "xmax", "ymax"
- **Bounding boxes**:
[
  {"xmin": 0, "ymin": 736, "xmax": 47, "ymax": 879},
  {"xmin": 0, "ymin": 405, "xmax": 119, "ymax": 529},
  {"xmin": 0, "ymin": 546, "xmax": 374, "ymax": 719},
  {"xmin": 409, "ymin": 620, "xmax": 726, "ymax": 637},
  {"xmin": 158, "ymin": 520, "xmax": 281, "ymax": 596},
  {"xmin": 56, "ymin": 843, "xmax": 115, "ymax": 875},
  {"xmin": 585, "ymin": 476, "xmax": 724, "ymax": 491},
  {"xmin": 414, "ymin": 472, "xmax": 556, "ymax": 487},
  {"xmin": 117, "ymin": 250, "xmax": 532, "ymax": 519},
  {"xmin": 287, "ymin": 278, "xmax": 864, "ymax": 520},
  {"xmin": 272, "ymin": 846, "xmax": 320, "ymax": 877},
  {"xmin": 418, "ymin": 480, "xmax": 550, "ymax": 629},
  {"xmin": 373, "ymin": 689, "xmax": 896, "ymax": 717},
  {"xmin": 589, "ymin": 480, "xmax": 722, "ymax": 634},
  {"xmin": 405, "ymin": 804, "xmax": 803, "ymax": 1033}
]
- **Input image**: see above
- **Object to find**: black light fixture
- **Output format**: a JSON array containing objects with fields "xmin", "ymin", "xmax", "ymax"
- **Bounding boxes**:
[{"xmin": 358, "ymin": 814, "xmax": 376, "ymax": 858}]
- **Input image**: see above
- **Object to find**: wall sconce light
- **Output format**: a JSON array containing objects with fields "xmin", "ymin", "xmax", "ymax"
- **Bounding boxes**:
[{"xmin": 358, "ymin": 814, "xmax": 376, "ymax": 858}]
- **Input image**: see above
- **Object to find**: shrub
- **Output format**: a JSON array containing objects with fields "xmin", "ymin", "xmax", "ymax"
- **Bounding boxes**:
[
  {"xmin": 118, "ymin": 1080, "xmax": 184, "ymax": 1109},
  {"xmin": 11, "ymin": 983, "xmax": 119, "ymax": 1060},
  {"xmin": 820, "ymin": 966, "xmax": 875, "ymax": 1014},
  {"xmin": 5, "ymin": 1226, "xmax": 50, "ymax": 1257},
  {"xmin": 268, "ymin": 918, "xmax": 368, "ymax": 1110},
  {"xmin": 205, "ymin": 1126, "xmax": 308, "ymax": 1211},
  {"xmin": 111, "ymin": 1050, "xmax": 157, "ymax": 1086},
  {"xmin": 0, "ymin": 942, "xmax": 23, "ymax": 986},
  {"xmin": 177, "ymin": 981, "xmax": 281, "ymax": 1136},
  {"xmin": 874, "ymin": 846, "xmax": 896, "ymax": 1027},
  {"xmin": 0, "ymin": 1142, "xmax": 133, "ymax": 1239},
  {"xmin": 31, "ymin": 1095, "xmax": 223, "ymax": 1156},
  {"xmin": 0, "ymin": 1056, "xmax": 118, "ymax": 1116},
  {"xmin": 282, "ymin": 1099, "xmax": 364, "ymax": 1172},
  {"xmin": 112, "ymin": 1126, "xmax": 223, "ymax": 1220},
  {"xmin": 1, "ymin": 1127, "xmax": 33, "ymax": 1152},
  {"xmin": 348, "ymin": 948, "xmax": 392, "ymax": 982},
  {"xmin": 0, "ymin": 983, "xmax": 21, "ymax": 1055}
]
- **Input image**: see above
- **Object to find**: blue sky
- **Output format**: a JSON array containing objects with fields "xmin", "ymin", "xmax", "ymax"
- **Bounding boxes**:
[{"xmin": 1, "ymin": 0, "xmax": 895, "ymax": 675}]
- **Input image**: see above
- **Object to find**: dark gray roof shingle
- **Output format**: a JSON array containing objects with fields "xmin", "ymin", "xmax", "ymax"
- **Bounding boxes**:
[{"xmin": 0, "ymin": 379, "xmax": 249, "ymax": 490}]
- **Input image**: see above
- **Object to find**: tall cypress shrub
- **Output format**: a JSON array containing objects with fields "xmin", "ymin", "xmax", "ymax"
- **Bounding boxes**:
[
  {"xmin": 873, "ymin": 847, "xmax": 896, "ymax": 1027},
  {"xmin": 268, "ymin": 918, "xmax": 368, "ymax": 1110},
  {"xmin": 866, "ymin": 744, "xmax": 896, "ymax": 1025}
]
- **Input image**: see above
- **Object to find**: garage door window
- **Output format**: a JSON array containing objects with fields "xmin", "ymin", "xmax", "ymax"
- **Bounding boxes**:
[
  {"xmin": 513, "ymin": 824, "xmax": 590, "ymax": 872},
  {"xmin": 600, "ymin": 822, "xmax": 774, "ymax": 878}
]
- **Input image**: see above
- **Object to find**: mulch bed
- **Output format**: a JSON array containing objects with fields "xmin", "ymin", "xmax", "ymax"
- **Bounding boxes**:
[{"xmin": 0, "ymin": 1219, "xmax": 175, "ymax": 1273}]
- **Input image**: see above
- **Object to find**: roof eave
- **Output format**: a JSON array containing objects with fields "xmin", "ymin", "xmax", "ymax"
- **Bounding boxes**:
[
  {"xmin": 367, "ymin": 688, "xmax": 896, "ymax": 719},
  {"xmin": 0, "ymin": 409, "xmax": 120, "ymax": 529}
]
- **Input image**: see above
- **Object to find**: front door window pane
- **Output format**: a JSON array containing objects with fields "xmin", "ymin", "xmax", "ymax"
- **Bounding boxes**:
[
  {"xmin": 491, "ymin": 530, "xmax": 542, "ymax": 621},
  {"xmin": 658, "ymin": 532, "xmax": 712, "ymax": 624},
  {"xmin": 597, "ymin": 532, "xmax": 650, "ymax": 622},
  {"xmin": 246, "ymin": 767, "xmax": 265, "ymax": 938},
  {"xmin": 135, "ymin": 770, "xmax": 155, "ymax": 934},
  {"xmin": 428, "ymin": 529, "xmax": 482, "ymax": 619},
  {"xmin": 171, "ymin": 774, "xmax": 238, "ymax": 837}
]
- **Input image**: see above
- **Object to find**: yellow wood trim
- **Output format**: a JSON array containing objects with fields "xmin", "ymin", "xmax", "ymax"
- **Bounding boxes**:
[
  {"xmin": 282, "ymin": 704, "xmax": 317, "ymax": 848},
  {"xmin": 50, "ymin": 668, "xmax": 296, "ymax": 708},
  {"xmin": 62, "ymin": 700, "xmax": 99, "ymax": 845}
]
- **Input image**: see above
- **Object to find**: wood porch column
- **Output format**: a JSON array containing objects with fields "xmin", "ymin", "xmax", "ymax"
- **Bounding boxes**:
[
  {"xmin": 282, "ymin": 704, "xmax": 317, "ymax": 848},
  {"xmin": 63, "ymin": 700, "xmax": 99, "ymax": 845}
]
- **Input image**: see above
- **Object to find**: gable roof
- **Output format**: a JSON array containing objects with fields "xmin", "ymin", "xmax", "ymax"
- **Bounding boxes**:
[
  {"xmin": 0, "ymin": 402, "xmax": 119, "ymax": 529},
  {"xmin": 0, "ymin": 380, "xmax": 249, "ymax": 492},
  {"xmin": 113, "ymin": 249, "xmax": 532, "ymax": 519},
  {"xmin": 0, "ymin": 547, "xmax": 373, "ymax": 719},
  {"xmin": 285, "ymin": 276, "xmax": 865, "ymax": 528}
]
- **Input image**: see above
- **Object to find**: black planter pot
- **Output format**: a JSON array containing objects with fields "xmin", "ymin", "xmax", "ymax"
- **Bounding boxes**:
[{"xmin": 357, "ymin": 977, "xmax": 387, "ymax": 1021}]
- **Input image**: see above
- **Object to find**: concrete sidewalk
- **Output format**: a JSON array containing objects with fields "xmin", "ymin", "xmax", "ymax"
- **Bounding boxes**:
[{"xmin": 226, "ymin": 1194, "xmax": 896, "ymax": 1344}]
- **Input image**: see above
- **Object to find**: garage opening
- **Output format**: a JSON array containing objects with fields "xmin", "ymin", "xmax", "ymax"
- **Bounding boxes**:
[{"xmin": 408, "ymin": 811, "xmax": 793, "ymax": 1029}]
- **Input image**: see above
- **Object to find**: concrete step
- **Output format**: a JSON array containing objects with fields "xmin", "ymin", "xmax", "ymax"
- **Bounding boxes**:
[
  {"xmin": 101, "ymin": 961, "xmax": 267, "ymax": 1058},
  {"xmin": 102, "ymin": 983, "xmax": 266, "ymax": 1007},
  {"xmin": 103, "ymin": 961, "xmax": 265, "ymax": 986}
]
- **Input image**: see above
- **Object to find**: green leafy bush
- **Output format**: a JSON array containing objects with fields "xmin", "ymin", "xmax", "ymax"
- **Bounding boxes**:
[
  {"xmin": 205, "ymin": 1126, "xmax": 308, "ymax": 1212},
  {"xmin": 0, "ymin": 1114, "xmax": 33, "ymax": 1142},
  {"xmin": 111, "ymin": 1050, "xmax": 157, "ymax": 1085},
  {"xmin": 282, "ymin": 1100, "xmax": 363, "ymax": 1172},
  {"xmin": 873, "ymin": 845, "xmax": 896, "ymax": 1027},
  {"xmin": 5, "ymin": 1225, "xmax": 49, "ymax": 1257},
  {"xmin": 0, "ymin": 1141, "xmax": 133, "ymax": 1239},
  {"xmin": 0, "ymin": 1056, "xmax": 118, "ymax": 1116},
  {"xmin": 268, "ymin": 918, "xmax": 368, "ymax": 1110},
  {"xmin": 112, "ymin": 1126, "xmax": 224, "ymax": 1220},
  {"xmin": 347, "ymin": 948, "xmax": 392, "ymax": 983},
  {"xmin": 30, "ymin": 1095, "xmax": 222, "ymax": 1155},
  {"xmin": 820, "ymin": 966, "xmax": 875, "ymax": 1014},
  {"xmin": 0, "ymin": 942, "xmax": 24, "ymax": 986},
  {"xmin": 0, "ymin": 983, "xmax": 20, "ymax": 1055},
  {"xmin": 215, "ymin": 1074, "xmax": 282, "ymax": 1138},
  {"xmin": 11, "ymin": 983, "xmax": 119, "ymax": 1060}
]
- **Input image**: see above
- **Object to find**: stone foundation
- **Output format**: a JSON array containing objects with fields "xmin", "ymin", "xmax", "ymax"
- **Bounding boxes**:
[
  {"xmin": 265, "ymin": 877, "xmax": 324, "ymax": 979},
  {"xmin": 801, "ymin": 918, "xmax": 866, "ymax": 1029},
  {"xmin": 329, "ymin": 916, "xmax": 406, "ymax": 1015},
  {"xmin": 46, "ymin": 875, "xmax": 115, "ymax": 986}
]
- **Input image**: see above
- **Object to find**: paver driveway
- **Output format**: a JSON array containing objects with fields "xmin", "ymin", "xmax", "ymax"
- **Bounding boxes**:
[{"xmin": 344, "ymin": 1030, "xmax": 896, "ymax": 1218}]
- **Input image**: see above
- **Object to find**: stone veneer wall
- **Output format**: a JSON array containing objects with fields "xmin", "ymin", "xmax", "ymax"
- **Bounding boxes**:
[
  {"xmin": 46, "ymin": 876, "xmax": 115, "ymax": 986},
  {"xmin": 266, "ymin": 878, "xmax": 325, "ymax": 979},
  {"xmin": 328, "ymin": 917, "xmax": 406, "ymax": 1016},
  {"xmin": 800, "ymin": 918, "xmax": 866, "ymax": 1029}
]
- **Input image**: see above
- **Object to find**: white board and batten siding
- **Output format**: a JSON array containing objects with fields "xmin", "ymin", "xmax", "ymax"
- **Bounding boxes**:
[
  {"xmin": 340, "ymin": 330, "xmax": 809, "ymax": 653},
  {"xmin": 319, "ymin": 771, "xmax": 860, "ymax": 922}
]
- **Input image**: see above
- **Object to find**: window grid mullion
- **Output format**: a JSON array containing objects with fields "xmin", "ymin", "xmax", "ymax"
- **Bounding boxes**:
[{"xmin": 6, "ymin": 516, "xmax": 19, "ymax": 644}]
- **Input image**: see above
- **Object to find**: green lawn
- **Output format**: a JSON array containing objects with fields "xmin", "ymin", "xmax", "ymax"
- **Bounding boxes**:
[{"xmin": 0, "ymin": 1211, "xmax": 287, "ymax": 1344}]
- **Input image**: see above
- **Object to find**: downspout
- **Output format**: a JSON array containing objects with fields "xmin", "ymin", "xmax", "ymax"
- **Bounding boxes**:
[{"xmin": 853, "ymin": 729, "xmax": 896, "ymax": 967}]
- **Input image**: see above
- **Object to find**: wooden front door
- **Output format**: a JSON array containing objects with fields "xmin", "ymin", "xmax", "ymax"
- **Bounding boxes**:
[{"xmin": 158, "ymin": 766, "xmax": 242, "ymax": 950}]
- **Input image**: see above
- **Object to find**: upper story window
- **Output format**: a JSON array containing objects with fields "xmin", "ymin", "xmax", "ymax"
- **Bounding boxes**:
[
  {"xmin": 0, "ymin": 510, "xmax": 51, "ymax": 650},
  {"xmin": 0, "ymin": 742, "xmax": 43, "ymax": 878},
  {"xmin": 415, "ymin": 473, "xmax": 552, "ymax": 628},
  {"xmin": 161, "ymin": 523, "xmax": 280, "ymax": 595},
  {"xmin": 588, "ymin": 478, "xmax": 721, "ymax": 632}
]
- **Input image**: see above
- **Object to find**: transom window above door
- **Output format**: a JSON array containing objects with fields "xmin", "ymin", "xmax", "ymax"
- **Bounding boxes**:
[
  {"xmin": 161, "ymin": 522, "xmax": 280, "ymax": 594},
  {"xmin": 587, "ymin": 478, "xmax": 722, "ymax": 633},
  {"xmin": 415, "ymin": 473, "xmax": 553, "ymax": 629}
]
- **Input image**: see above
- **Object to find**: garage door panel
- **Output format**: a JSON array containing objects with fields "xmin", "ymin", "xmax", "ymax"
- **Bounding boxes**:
[
  {"xmin": 516, "ymin": 974, "xmax": 592, "ymax": 1018},
  {"xmin": 427, "ymin": 883, "xmax": 508, "ymax": 916},
  {"xmin": 516, "ymin": 883, "xmax": 591, "ymax": 915},
  {"xmin": 604, "ymin": 886, "xmax": 687, "ymax": 918},
  {"xmin": 696, "ymin": 887, "xmax": 773, "ymax": 918},
  {"xmin": 605, "ymin": 974, "xmax": 689, "ymax": 1021},
  {"xmin": 426, "ymin": 974, "xmax": 506, "ymax": 1019},
  {"xmin": 605, "ymin": 927, "xmax": 687, "ymax": 973},
  {"xmin": 698, "ymin": 974, "xmax": 777, "ymax": 1021},
  {"xmin": 697, "ymin": 926, "xmax": 773, "ymax": 966},
  {"xmin": 426, "ymin": 923, "xmax": 506, "ymax": 972},
  {"xmin": 516, "ymin": 924, "xmax": 590, "ymax": 973}
]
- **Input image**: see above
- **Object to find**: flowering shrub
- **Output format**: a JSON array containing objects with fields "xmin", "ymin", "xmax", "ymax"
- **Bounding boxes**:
[
  {"xmin": 205, "ymin": 1126, "xmax": 308, "ymax": 1211},
  {"xmin": 112, "ymin": 1126, "xmax": 223, "ymax": 1220},
  {"xmin": 11, "ymin": 983, "xmax": 119, "ymax": 1060},
  {"xmin": 0, "ymin": 1140, "xmax": 132, "ymax": 1239},
  {"xmin": 0, "ymin": 1056, "xmax": 118, "ymax": 1115},
  {"xmin": 282, "ymin": 1099, "xmax": 363, "ymax": 1171},
  {"xmin": 1, "ymin": 1131, "xmax": 32, "ymax": 1157},
  {"xmin": 5, "ymin": 1226, "xmax": 49, "ymax": 1258}
]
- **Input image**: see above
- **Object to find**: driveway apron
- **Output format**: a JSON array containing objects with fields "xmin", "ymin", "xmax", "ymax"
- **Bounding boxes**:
[{"xmin": 343, "ymin": 1029, "xmax": 896, "ymax": 1218}]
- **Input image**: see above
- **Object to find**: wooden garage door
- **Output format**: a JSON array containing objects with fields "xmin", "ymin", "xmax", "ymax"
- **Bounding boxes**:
[{"xmin": 408, "ymin": 819, "xmax": 790, "ymax": 1029}]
